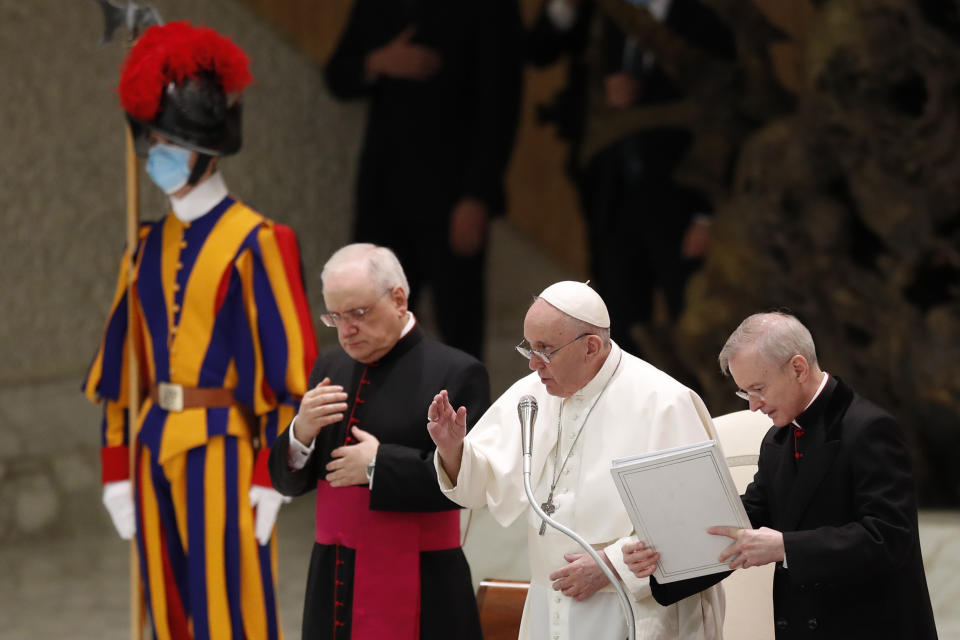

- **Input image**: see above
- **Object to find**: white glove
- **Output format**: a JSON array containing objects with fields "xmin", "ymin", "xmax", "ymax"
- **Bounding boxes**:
[
  {"xmin": 249, "ymin": 485, "xmax": 291, "ymax": 545},
  {"xmin": 102, "ymin": 480, "xmax": 136, "ymax": 540}
]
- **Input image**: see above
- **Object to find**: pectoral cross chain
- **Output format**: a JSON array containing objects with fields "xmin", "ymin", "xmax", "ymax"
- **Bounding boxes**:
[{"xmin": 538, "ymin": 492, "xmax": 556, "ymax": 535}]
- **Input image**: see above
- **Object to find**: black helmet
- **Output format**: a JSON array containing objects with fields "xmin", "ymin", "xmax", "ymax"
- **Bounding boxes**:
[{"xmin": 119, "ymin": 21, "xmax": 252, "ymax": 157}]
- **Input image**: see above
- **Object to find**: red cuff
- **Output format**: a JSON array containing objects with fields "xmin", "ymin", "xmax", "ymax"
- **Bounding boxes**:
[
  {"xmin": 101, "ymin": 445, "xmax": 130, "ymax": 484},
  {"xmin": 252, "ymin": 448, "xmax": 272, "ymax": 488}
]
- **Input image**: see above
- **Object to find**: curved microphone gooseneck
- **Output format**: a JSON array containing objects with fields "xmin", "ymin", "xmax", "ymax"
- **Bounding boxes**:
[{"xmin": 517, "ymin": 395, "xmax": 636, "ymax": 640}]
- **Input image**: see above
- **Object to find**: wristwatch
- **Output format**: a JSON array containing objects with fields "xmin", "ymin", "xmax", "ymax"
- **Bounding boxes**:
[{"xmin": 365, "ymin": 455, "xmax": 376, "ymax": 483}]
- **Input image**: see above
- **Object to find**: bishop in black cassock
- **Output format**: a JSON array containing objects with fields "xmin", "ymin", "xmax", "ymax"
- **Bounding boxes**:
[{"xmin": 269, "ymin": 244, "xmax": 489, "ymax": 640}]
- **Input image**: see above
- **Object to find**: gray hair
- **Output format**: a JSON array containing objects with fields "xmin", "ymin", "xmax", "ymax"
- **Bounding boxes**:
[
  {"xmin": 321, "ymin": 243, "xmax": 410, "ymax": 296},
  {"xmin": 533, "ymin": 296, "xmax": 611, "ymax": 347},
  {"xmin": 718, "ymin": 312, "xmax": 818, "ymax": 376}
]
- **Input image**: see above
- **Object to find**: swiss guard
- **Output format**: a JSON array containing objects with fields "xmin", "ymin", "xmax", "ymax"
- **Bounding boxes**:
[{"xmin": 83, "ymin": 21, "xmax": 317, "ymax": 639}]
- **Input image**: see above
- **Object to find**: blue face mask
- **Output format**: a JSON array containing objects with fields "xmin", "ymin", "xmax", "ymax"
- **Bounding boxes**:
[{"xmin": 146, "ymin": 143, "xmax": 193, "ymax": 194}]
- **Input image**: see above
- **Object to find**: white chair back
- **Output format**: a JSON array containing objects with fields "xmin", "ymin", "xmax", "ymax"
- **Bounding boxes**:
[{"xmin": 711, "ymin": 409, "xmax": 776, "ymax": 640}]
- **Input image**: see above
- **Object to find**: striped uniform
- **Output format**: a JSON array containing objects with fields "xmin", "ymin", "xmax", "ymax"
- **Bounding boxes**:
[{"xmin": 84, "ymin": 197, "xmax": 317, "ymax": 640}]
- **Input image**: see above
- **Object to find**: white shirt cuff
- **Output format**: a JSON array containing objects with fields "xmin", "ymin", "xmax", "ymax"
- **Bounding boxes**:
[{"xmin": 286, "ymin": 416, "xmax": 315, "ymax": 470}]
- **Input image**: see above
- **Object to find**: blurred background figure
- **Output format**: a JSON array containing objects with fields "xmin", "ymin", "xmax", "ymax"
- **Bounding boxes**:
[
  {"xmin": 324, "ymin": 0, "xmax": 524, "ymax": 360},
  {"xmin": 526, "ymin": 0, "xmax": 734, "ymax": 381}
]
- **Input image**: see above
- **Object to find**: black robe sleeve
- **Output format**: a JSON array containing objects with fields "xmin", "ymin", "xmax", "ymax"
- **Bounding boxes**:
[
  {"xmin": 650, "ymin": 571, "xmax": 730, "ymax": 607},
  {"xmin": 268, "ymin": 351, "xmax": 347, "ymax": 497},
  {"xmin": 268, "ymin": 428, "xmax": 323, "ymax": 497}
]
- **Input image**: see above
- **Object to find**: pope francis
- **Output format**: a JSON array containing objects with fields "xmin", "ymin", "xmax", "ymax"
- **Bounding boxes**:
[{"xmin": 428, "ymin": 281, "xmax": 725, "ymax": 640}]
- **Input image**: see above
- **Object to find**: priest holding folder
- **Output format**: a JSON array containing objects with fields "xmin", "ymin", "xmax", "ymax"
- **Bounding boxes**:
[
  {"xmin": 623, "ymin": 312, "xmax": 938, "ymax": 639},
  {"xmin": 428, "ymin": 281, "xmax": 724, "ymax": 640}
]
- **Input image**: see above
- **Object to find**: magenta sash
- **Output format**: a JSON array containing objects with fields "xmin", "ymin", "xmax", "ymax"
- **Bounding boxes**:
[{"xmin": 314, "ymin": 480, "xmax": 461, "ymax": 640}]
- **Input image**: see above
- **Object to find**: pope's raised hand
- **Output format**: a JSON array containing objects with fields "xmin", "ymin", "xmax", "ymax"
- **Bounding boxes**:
[
  {"xmin": 294, "ymin": 377, "xmax": 349, "ymax": 445},
  {"xmin": 427, "ymin": 389, "xmax": 468, "ymax": 481}
]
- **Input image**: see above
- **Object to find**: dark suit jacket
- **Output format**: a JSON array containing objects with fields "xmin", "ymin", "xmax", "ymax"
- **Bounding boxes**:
[{"xmin": 652, "ymin": 376, "xmax": 937, "ymax": 639}]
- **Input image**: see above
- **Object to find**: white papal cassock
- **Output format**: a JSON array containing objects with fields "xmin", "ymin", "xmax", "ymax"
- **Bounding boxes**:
[{"xmin": 436, "ymin": 342, "xmax": 725, "ymax": 640}]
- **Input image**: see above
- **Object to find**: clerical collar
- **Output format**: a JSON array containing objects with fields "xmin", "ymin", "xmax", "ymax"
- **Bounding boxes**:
[
  {"xmin": 170, "ymin": 172, "xmax": 229, "ymax": 222},
  {"xmin": 569, "ymin": 341, "xmax": 622, "ymax": 402},
  {"xmin": 400, "ymin": 312, "xmax": 416, "ymax": 337},
  {"xmin": 793, "ymin": 372, "xmax": 830, "ymax": 430}
]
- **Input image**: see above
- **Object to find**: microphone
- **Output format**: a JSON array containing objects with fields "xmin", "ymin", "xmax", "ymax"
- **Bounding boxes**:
[
  {"xmin": 517, "ymin": 395, "xmax": 538, "ymax": 470},
  {"xmin": 515, "ymin": 392, "xmax": 636, "ymax": 640}
]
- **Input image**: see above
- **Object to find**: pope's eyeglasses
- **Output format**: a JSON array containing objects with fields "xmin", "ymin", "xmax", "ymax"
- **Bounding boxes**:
[{"xmin": 515, "ymin": 333, "xmax": 590, "ymax": 364}]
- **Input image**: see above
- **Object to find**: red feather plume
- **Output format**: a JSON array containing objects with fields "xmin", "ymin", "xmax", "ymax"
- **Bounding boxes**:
[{"xmin": 118, "ymin": 21, "xmax": 253, "ymax": 122}]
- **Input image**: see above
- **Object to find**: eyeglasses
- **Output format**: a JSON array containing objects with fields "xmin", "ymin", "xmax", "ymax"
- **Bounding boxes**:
[
  {"xmin": 515, "ymin": 333, "xmax": 590, "ymax": 364},
  {"xmin": 735, "ymin": 388, "xmax": 765, "ymax": 402},
  {"xmin": 733, "ymin": 357, "xmax": 795, "ymax": 402},
  {"xmin": 320, "ymin": 290, "xmax": 390, "ymax": 328}
]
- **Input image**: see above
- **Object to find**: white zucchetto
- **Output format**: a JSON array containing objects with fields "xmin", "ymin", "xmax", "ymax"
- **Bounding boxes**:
[{"xmin": 537, "ymin": 281, "xmax": 610, "ymax": 329}]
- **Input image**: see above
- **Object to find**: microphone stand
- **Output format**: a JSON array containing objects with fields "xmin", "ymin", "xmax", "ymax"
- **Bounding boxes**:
[{"xmin": 519, "ymin": 397, "xmax": 636, "ymax": 640}]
